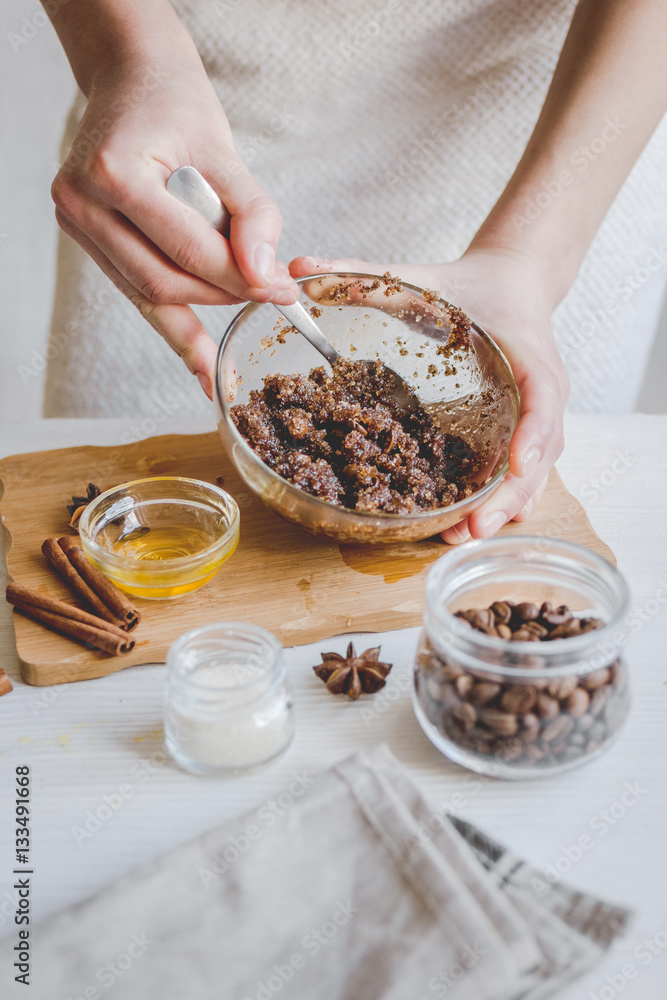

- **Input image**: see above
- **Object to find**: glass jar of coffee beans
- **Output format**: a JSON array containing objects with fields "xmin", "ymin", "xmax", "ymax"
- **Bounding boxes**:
[{"xmin": 413, "ymin": 537, "xmax": 630, "ymax": 779}]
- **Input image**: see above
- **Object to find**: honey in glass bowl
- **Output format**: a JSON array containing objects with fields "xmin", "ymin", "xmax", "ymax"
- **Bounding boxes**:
[{"xmin": 78, "ymin": 477, "xmax": 240, "ymax": 600}]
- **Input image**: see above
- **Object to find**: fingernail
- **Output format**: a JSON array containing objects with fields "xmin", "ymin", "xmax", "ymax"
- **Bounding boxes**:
[
  {"xmin": 196, "ymin": 372, "xmax": 212, "ymax": 399},
  {"xmin": 480, "ymin": 511, "xmax": 506, "ymax": 538},
  {"xmin": 303, "ymin": 256, "xmax": 330, "ymax": 270},
  {"xmin": 445, "ymin": 522, "xmax": 470, "ymax": 544},
  {"xmin": 521, "ymin": 447, "xmax": 541, "ymax": 477},
  {"xmin": 254, "ymin": 243, "xmax": 275, "ymax": 285},
  {"xmin": 274, "ymin": 288, "xmax": 299, "ymax": 305}
]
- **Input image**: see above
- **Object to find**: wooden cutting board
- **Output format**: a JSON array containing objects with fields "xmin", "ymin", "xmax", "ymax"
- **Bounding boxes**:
[{"xmin": 0, "ymin": 432, "xmax": 614, "ymax": 686}]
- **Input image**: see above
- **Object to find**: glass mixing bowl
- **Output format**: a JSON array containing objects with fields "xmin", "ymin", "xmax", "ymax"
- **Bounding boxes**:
[{"xmin": 214, "ymin": 272, "xmax": 519, "ymax": 544}]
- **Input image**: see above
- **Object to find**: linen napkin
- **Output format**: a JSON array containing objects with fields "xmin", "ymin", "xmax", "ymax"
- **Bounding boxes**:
[{"xmin": 0, "ymin": 745, "xmax": 631, "ymax": 999}]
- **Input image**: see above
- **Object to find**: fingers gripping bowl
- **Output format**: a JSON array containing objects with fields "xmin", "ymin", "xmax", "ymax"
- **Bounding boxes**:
[{"xmin": 215, "ymin": 273, "xmax": 520, "ymax": 544}]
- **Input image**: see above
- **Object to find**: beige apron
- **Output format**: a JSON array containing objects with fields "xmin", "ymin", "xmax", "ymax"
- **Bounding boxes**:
[{"xmin": 44, "ymin": 0, "xmax": 667, "ymax": 417}]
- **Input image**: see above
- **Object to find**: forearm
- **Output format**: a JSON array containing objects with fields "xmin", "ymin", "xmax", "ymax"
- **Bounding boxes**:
[
  {"xmin": 470, "ymin": 0, "xmax": 667, "ymax": 309},
  {"xmin": 40, "ymin": 0, "xmax": 201, "ymax": 94}
]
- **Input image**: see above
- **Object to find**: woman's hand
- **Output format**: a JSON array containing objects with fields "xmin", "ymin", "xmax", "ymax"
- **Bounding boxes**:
[
  {"xmin": 51, "ymin": 49, "xmax": 298, "ymax": 398},
  {"xmin": 289, "ymin": 249, "xmax": 569, "ymax": 543}
]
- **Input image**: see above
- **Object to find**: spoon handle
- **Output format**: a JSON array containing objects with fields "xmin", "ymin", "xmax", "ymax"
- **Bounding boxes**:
[
  {"xmin": 277, "ymin": 301, "xmax": 339, "ymax": 366},
  {"xmin": 166, "ymin": 166, "xmax": 231, "ymax": 232},
  {"xmin": 166, "ymin": 167, "xmax": 339, "ymax": 366}
]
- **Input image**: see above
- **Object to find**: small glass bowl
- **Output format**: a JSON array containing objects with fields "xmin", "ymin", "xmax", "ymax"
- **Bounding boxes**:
[
  {"xmin": 214, "ymin": 272, "xmax": 519, "ymax": 544},
  {"xmin": 164, "ymin": 622, "xmax": 294, "ymax": 776},
  {"xmin": 413, "ymin": 537, "xmax": 631, "ymax": 779},
  {"xmin": 79, "ymin": 477, "xmax": 240, "ymax": 600}
]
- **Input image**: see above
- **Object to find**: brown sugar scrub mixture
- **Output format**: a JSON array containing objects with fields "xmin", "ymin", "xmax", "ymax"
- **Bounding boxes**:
[{"xmin": 230, "ymin": 358, "xmax": 484, "ymax": 514}]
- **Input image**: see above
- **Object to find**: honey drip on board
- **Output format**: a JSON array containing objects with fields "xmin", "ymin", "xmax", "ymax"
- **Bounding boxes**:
[{"xmin": 338, "ymin": 541, "xmax": 444, "ymax": 584}]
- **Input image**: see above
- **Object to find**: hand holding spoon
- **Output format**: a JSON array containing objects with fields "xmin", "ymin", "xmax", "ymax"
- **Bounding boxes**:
[{"xmin": 166, "ymin": 166, "xmax": 420, "ymax": 414}]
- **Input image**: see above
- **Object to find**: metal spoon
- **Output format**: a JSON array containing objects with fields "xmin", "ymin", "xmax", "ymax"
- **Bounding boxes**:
[
  {"xmin": 116, "ymin": 512, "xmax": 150, "ymax": 544},
  {"xmin": 106, "ymin": 497, "xmax": 150, "ymax": 544},
  {"xmin": 166, "ymin": 166, "xmax": 419, "ymax": 412}
]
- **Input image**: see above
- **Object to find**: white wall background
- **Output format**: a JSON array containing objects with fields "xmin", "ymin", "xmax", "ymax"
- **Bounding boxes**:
[
  {"xmin": 0, "ymin": 3, "xmax": 665, "ymax": 423},
  {"xmin": 0, "ymin": 2, "xmax": 75, "ymax": 421}
]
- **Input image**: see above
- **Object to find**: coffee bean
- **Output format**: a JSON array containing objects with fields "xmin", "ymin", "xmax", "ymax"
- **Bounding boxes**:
[
  {"xmin": 468, "ymin": 682, "xmax": 502, "ymax": 706},
  {"xmin": 490, "ymin": 601, "xmax": 513, "ymax": 625},
  {"xmin": 459, "ymin": 608, "xmax": 495, "ymax": 632},
  {"xmin": 524, "ymin": 621, "xmax": 549, "ymax": 639},
  {"xmin": 450, "ymin": 599, "xmax": 607, "ymax": 648},
  {"xmin": 575, "ymin": 714, "xmax": 595, "ymax": 733},
  {"xmin": 515, "ymin": 602, "xmax": 540, "ymax": 621},
  {"xmin": 562, "ymin": 688, "xmax": 590, "ymax": 717},
  {"xmin": 453, "ymin": 702, "xmax": 477, "ymax": 730},
  {"xmin": 579, "ymin": 617, "xmax": 606, "ymax": 633},
  {"xmin": 512, "ymin": 629, "xmax": 541, "ymax": 642},
  {"xmin": 500, "ymin": 685, "xmax": 537, "ymax": 714},
  {"xmin": 536, "ymin": 693, "xmax": 560, "ymax": 719},
  {"xmin": 541, "ymin": 715, "xmax": 574, "ymax": 744},
  {"xmin": 521, "ymin": 713, "xmax": 541, "ymax": 742},
  {"xmin": 547, "ymin": 676, "xmax": 579, "ymax": 700},
  {"xmin": 589, "ymin": 686, "xmax": 610, "ymax": 717},
  {"xmin": 480, "ymin": 708, "xmax": 518, "ymax": 736},
  {"xmin": 455, "ymin": 674, "xmax": 474, "ymax": 698},
  {"xmin": 581, "ymin": 668, "xmax": 610, "ymax": 691},
  {"xmin": 549, "ymin": 620, "xmax": 582, "ymax": 639}
]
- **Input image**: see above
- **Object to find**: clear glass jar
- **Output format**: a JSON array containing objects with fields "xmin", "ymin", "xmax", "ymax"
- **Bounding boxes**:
[
  {"xmin": 164, "ymin": 623, "xmax": 294, "ymax": 776},
  {"xmin": 413, "ymin": 537, "xmax": 630, "ymax": 779}
]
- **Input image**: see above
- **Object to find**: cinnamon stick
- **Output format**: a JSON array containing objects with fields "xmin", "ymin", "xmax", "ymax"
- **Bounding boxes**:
[
  {"xmin": 6, "ymin": 583, "xmax": 129, "ymax": 640},
  {"xmin": 0, "ymin": 670, "xmax": 12, "ymax": 697},
  {"xmin": 57, "ymin": 537, "xmax": 140, "ymax": 630},
  {"xmin": 42, "ymin": 538, "xmax": 122, "ymax": 627},
  {"xmin": 11, "ymin": 602, "xmax": 135, "ymax": 656}
]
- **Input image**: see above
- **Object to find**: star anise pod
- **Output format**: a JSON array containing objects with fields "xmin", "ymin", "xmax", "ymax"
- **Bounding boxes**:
[
  {"xmin": 313, "ymin": 642, "xmax": 392, "ymax": 700},
  {"xmin": 66, "ymin": 483, "xmax": 101, "ymax": 533}
]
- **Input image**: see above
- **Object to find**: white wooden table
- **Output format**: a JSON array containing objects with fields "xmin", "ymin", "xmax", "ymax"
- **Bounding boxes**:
[{"xmin": 1, "ymin": 415, "xmax": 666, "ymax": 999}]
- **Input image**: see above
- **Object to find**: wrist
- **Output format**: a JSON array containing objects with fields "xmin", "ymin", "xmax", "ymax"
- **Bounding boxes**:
[
  {"xmin": 89, "ymin": 29, "xmax": 204, "ymax": 96},
  {"xmin": 47, "ymin": 0, "xmax": 204, "ymax": 97},
  {"xmin": 459, "ymin": 238, "xmax": 563, "ymax": 316}
]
